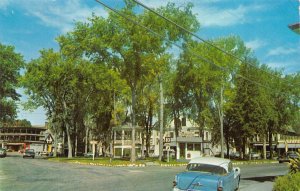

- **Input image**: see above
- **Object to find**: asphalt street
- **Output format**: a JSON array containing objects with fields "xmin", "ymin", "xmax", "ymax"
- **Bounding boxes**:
[{"xmin": 0, "ymin": 153, "xmax": 289, "ymax": 191}]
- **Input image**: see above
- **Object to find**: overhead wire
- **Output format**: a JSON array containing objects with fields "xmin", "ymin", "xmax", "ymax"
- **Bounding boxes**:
[
  {"xmin": 93, "ymin": 0, "xmax": 293, "ymax": 94},
  {"xmin": 131, "ymin": 0, "xmax": 299, "ymax": 87}
]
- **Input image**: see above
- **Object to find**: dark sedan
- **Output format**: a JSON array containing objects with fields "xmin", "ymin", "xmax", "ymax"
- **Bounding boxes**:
[
  {"xmin": 23, "ymin": 149, "xmax": 35, "ymax": 159},
  {"xmin": 278, "ymin": 151, "xmax": 299, "ymax": 163},
  {"xmin": 0, "ymin": 148, "xmax": 7, "ymax": 158}
]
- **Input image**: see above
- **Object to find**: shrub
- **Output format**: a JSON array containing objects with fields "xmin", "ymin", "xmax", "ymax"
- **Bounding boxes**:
[
  {"xmin": 289, "ymin": 153, "xmax": 300, "ymax": 174},
  {"xmin": 273, "ymin": 172, "xmax": 300, "ymax": 191}
]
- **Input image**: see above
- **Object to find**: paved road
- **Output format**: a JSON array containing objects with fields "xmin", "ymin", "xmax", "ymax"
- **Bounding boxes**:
[{"xmin": 0, "ymin": 153, "xmax": 289, "ymax": 191}]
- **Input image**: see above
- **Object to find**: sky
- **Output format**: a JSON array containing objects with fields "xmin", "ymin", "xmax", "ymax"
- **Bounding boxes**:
[{"xmin": 0, "ymin": 0, "xmax": 299, "ymax": 125}]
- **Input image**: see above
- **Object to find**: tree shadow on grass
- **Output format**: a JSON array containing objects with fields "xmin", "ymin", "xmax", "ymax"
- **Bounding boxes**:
[{"xmin": 242, "ymin": 175, "xmax": 282, "ymax": 182}]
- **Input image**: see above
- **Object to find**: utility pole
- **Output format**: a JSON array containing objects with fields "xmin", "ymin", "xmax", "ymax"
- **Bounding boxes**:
[{"xmin": 159, "ymin": 75, "xmax": 164, "ymax": 161}]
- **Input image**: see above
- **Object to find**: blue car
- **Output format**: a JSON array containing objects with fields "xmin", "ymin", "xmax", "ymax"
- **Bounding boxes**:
[{"xmin": 173, "ymin": 157, "xmax": 240, "ymax": 191}]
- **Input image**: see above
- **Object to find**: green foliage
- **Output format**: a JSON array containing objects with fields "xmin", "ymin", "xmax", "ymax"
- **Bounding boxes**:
[
  {"xmin": 273, "ymin": 172, "xmax": 300, "ymax": 191},
  {"xmin": 0, "ymin": 43, "xmax": 25, "ymax": 122},
  {"xmin": 289, "ymin": 153, "xmax": 300, "ymax": 174}
]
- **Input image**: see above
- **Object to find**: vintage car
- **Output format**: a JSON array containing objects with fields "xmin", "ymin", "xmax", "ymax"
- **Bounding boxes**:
[
  {"xmin": 23, "ymin": 149, "xmax": 35, "ymax": 159},
  {"xmin": 278, "ymin": 151, "xmax": 299, "ymax": 163},
  {"xmin": 173, "ymin": 157, "xmax": 240, "ymax": 191},
  {"xmin": 0, "ymin": 148, "xmax": 7, "ymax": 158}
]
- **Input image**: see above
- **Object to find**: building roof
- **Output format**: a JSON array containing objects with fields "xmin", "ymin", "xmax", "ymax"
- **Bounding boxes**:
[{"xmin": 177, "ymin": 137, "xmax": 203, "ymax": 143}]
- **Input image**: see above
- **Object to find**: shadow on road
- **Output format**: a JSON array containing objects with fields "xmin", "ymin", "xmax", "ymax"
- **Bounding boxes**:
[{"xmin": 242, "ymin": 175, "xmax": 282, "ymax": 182}]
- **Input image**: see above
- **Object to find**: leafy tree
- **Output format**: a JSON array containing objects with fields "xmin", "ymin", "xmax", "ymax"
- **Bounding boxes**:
[
  {"xmin": 58, "ymin": 1, "xmax": 199, "ymax": 162},
  {"xmin": 0, "ymin": 43, "xmax": 25, "ymax": 123}
]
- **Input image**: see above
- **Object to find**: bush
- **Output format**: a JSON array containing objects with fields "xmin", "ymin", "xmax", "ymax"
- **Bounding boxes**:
[
  {"xmin": 273, "ymin": 173, "xmax": 300, "ymax": 191},
  {"xmin": 289, "ymin": 153, "xmax": 300, "ymax": 174}
]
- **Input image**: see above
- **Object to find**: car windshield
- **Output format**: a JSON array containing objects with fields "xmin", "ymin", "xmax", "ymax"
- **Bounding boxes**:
[
  {"xmin": 187, "ymin": 163, "xmax": 227, "ymax": 175},
  {"xmin": 26, "ymin": 149, "xmax": 34, "ymax": 152}
]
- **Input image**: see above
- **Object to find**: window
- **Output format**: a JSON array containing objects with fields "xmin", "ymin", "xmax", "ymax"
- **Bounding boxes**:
[
  {"xmin": 187, "ymin": 163, "xmax": 227, "ymax": 175},
  {"xmin": 187, "ymin": 143, "xmax": 193, "ymax": 151},
  {"xmin": 205, "ymin": 132, "xmax": 209, "ymax": 140},
  {"xmin": 170, "ymin": 132, "xmax": 174, "ymax": 138},
  {"xmin": 194, "ymin": 144, "xmax": 201, "ymax": 151},
  {"xmin": 228, "ymin": 162, "xmax": 233, "ymax": 172},
  {"xmin": 124, "ymin": 131, "xmax": 131, "ymax": 140},
  {"xmin": 115, "ymin": 131, "xmax": 122, "ymax": 140}
]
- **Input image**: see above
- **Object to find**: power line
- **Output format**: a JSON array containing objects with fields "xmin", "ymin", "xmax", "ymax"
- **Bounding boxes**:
[
  {"xmin": 131, "ymin": 0, "xmax": 298, "ymax": 86},
  {"xmin": 93, "ymin": 0, "xmax": 294, "ymax": 95}
]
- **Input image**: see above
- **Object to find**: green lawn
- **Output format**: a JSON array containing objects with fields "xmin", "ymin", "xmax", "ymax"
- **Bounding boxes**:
[
  {"xmin": 47, "ymin": 157, "xmax": 278, "ymax": 167},
  {"xmin": 47, "ymin": 157, "xmax": 187, "ymax": 166}
]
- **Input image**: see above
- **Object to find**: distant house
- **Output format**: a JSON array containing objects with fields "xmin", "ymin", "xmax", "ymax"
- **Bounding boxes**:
[
  {"xmin": 250, "ymin": 128, "xmax": 300, "ymax": 157},
  {"xmin": 142, "ymin": 117, "xmax": 218, "ymax": 160},
  {"xmin": 112, "ymin": 124, "xmax": 143, "ymax": 158}
]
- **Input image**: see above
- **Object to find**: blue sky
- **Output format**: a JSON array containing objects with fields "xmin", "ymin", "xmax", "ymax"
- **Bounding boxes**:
[{"xmin": 0, "ymin": 0, "xmax": 299, "ymax": 125}]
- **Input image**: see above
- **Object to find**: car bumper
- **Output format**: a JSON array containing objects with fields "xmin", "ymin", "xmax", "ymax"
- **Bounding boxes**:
[
  {"xmin": 173, "ymin": 188, "xmax": 185, "ymax": 191},
  {"xmin": 23, "ymin": 154, "xmax": 35, "ymax": 157}
]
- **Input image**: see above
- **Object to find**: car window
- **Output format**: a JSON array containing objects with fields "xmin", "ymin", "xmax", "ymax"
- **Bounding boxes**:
[{"xmin": 187, "ymin": 163, "xmax": 227, "ymax": 175}]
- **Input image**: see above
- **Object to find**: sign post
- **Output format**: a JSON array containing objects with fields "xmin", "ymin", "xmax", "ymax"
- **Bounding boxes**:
[
  {"xmin": 166, "ymin": 144, "xmax": 170, "ymax": 163},
  {"xmin": 90, "ymin": 141, "xmax": 98, "ymax": 161}
]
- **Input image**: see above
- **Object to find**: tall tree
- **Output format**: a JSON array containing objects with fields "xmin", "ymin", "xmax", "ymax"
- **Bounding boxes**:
[
  {"xmin": 0, "ymin": 43, "xmax": 24, "ymax": 123},
  {"xmin": 58, "ymin": 1, "xmax": 199, "ymax": 162}
]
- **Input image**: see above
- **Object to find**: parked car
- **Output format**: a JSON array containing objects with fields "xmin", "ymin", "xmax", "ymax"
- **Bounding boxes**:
[
  {"xmin": 23, "ymin": 149, "xmax": 35, "ymax": 159},
  {"xmin": 278, "ymin": 151, "xmax": 299, "ymax": 163},
  {"xmin": 84, "ymin": 152, "xmax": 97, "ymax": 157},
  {"xmin": 230, "ymin": 152, "xmax": 240, "ymax": 159},
  {"xmin": 0, "ymin": 148, "xmax": 7, "ymax": 158},
  {"xmin": 173, "ymin": 157, "xmax": 240, "ymax": 191},
  {"xmin": 250, "ymin": 152, "xmax": 261, "ymax": 160}
]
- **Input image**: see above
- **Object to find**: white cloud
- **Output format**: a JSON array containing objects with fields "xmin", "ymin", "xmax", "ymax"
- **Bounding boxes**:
[
  {"xmin": 139, "ymin": 0, "xmax": 265, "ymax": 27},
  {"xmin": 245, "ymin": 39, "xmax": 266, "ymax": 51},
  {"xmin": 3, "ymin": 0, "xmax": 107, "ymax": 33},
  {"xmin": 0, "ymin": 0, "xmax": 9, "ymax": 9},
  {"xmin": 196, "ymin": 4, "xmax": 265, "ymax": 27},
  {"xmin": 267, "ymin": 47, "xmax": 299, "ymax": 57},
  {"xmin": 266, "ymin": 60, "xmax": 299, "ymax": 74}
]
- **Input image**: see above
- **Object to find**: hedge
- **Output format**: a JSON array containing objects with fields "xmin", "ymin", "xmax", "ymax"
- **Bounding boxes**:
[{"xmin": 273, "ymin": 172, "xmax": 300, "ymax": 191}]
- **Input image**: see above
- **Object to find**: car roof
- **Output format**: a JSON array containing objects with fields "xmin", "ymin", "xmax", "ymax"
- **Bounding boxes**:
[{"xmin": 189, "ymin": 157, "xmax": 231, "ymax": 172}]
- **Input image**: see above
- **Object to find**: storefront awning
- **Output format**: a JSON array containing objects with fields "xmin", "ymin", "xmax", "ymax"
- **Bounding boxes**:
[{"xmin": 277, "ymin": 143, "xmax": 300, "ymax": 149}]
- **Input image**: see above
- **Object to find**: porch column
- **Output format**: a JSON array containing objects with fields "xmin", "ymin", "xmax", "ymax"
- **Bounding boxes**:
[
  {"xmin": 121, "ymin": 130, "xmax": 124, "ymax": 157},
  {"xmin": 176, "ymin": 142, "xmax": 179, "ymax": 160}
]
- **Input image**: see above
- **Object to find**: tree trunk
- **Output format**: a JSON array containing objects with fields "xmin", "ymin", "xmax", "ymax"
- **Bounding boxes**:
[
  {"xmin": 131, "ymin": 88, "xmax": 136, "ymax": 162},
  {"xmin": 75, "ymin": 124, "xmax": 78, "ymax": 157},
  {"xmin": 263, "ymin": 135, "xmax": 266, "ymax": 160},
  {"xmin": 218, "ymin": 85, "xmax": 224, "ymax": 158},
  {"xmin": 53, "ymin": 133, "xmax": 58, "ymax": 157},
  {"xmin": 159, "ymin": 78, "xmax": 164, "ymax": 161},
  {"xmin": 268, "ymin": 128, "xmax": 273, "ymax": 159},
  {"xmin": 62, "ymin": 97, "xmax": 73, "ymax": 159},
  {"xmin": 85, "ymin": 126, "xmax": 89, "ymax": 155},
  {"xmin": 226, "ymin": 138, "xmax": 230, "ymax": 158},
  {"xmin": 66, "ymin": 124, "xmax": 73, "ymax": 158}
]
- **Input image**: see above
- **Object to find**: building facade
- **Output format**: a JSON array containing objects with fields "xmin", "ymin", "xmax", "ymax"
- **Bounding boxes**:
[{"xmin": 0, "ymin": 125, "xmax": 50, "ymax": 153}]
